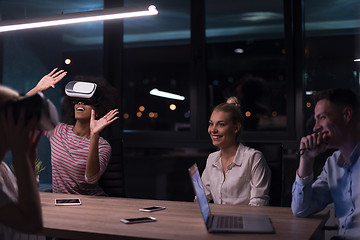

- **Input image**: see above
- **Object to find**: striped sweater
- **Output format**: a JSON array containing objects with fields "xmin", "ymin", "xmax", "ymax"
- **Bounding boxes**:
[{"xmin": 45, "ymin": 123, "xmax": 111, "ymax": 195}]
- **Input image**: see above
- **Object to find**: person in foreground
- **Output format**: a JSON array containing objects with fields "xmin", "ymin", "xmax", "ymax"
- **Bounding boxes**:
[
  {"xmin": 28, "ymin": 68, "xmax": 119, "ymax": 195},
  {"xmin": 201, "ymin": 96, "xmax": 271, "ymax": 206},
  {"xmin": 291, "ymin": 88, "xmax": 360, "ymax": 239},
  {"xmin": 0, "ymin": 85, "xmax": 43, "ymax": 239}
]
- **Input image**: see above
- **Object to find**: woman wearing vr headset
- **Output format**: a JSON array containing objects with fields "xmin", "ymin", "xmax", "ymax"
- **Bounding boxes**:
[
  {"xmin": 27, "ymin": 68, "xmax": 119, "ymax": 196},
  {"xmin": 0, "ymin": 85, "xmax": 43, "ymax": 239}
]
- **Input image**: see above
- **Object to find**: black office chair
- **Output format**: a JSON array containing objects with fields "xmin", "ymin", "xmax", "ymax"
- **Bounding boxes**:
[
  {"xmin": 98, "ymin": 138, "xmax": 126, "ymax": 197},
  {"xmin": 99, "ymin": 155, "xmax": 125, "ymax": 197}
]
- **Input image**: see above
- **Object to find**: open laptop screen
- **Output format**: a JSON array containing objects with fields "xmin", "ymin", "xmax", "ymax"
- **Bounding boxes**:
[{"xmin": 189, "ymin": 164, "xmax": 210, "ymax": 224}]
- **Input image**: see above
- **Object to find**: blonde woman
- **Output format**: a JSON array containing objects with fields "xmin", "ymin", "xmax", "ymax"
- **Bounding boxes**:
[{"xmin": 201, "ymin": 96, "xmax": 271, "ymax": 206}]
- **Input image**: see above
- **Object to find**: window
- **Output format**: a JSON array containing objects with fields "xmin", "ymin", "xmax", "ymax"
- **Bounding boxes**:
[
  {"xmin": 303, "ymin": 0, "xmax": 360, "ymax": 134},
  {"xmin": 0, "ymin": 0, "xmax": 104, "ymax": 184},
  {"xmin": 122, "ymin": 0, "xmax": 191, "ymax": 132},
  {"xmin": 205, "ymin": 0, "xmax": 287, "ymax": 132}
]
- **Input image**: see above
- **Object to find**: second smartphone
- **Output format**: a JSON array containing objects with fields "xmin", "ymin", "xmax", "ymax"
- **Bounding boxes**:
[{"xmin": 139, "ymin": 206, "xmax": 166, "ymax": 212}]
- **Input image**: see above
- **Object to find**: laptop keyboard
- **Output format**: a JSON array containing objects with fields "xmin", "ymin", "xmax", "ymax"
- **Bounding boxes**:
[{"xmin": 216, "ymin": 215, "xmax": 243, "ymax": 229}]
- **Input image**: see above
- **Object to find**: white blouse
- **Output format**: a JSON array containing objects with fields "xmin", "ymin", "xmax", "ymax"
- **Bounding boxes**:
[{"xmin": 201, "ymin": 143, "xmax": 271, "ymax": 206}]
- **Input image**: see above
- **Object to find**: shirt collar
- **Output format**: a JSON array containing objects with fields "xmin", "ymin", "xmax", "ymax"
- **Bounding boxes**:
[
  {"xmin": 233, "ymin": 143, "xmax": 245, "ymax": 166},
  {"xmin": 349, "ymin": 142, "xmax": 360, "ymax": 167},
  {"xmin": 213, "ymin": 143, "xmax": 244, "ymax": 168}
]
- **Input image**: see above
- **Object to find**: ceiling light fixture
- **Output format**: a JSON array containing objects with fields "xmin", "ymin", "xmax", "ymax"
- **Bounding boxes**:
[
  {"xmin": 0, "ymin": 5, "xmax": 158, "ymax": 33},
  {"xmin": 150, "ymin": 88, "xmax": 185, "ymax": 101},
  {"xmin": 234, "ymin": 48, "xmax": 244, "ymax": 54}
]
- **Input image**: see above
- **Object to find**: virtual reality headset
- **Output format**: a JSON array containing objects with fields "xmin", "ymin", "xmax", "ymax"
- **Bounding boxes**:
[
  {"xmin": 65, "ymin": 81, "xmax": 97, "ymax": 98},
  {"xmin": 1, "ymin": 92, "xmax": 59, "ymax": 131}
]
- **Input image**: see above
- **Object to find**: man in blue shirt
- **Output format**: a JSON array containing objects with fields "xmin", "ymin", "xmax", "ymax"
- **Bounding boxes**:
[{"xmin": 292, "ymin": 88, "xmax": 360, "ymax": 240}]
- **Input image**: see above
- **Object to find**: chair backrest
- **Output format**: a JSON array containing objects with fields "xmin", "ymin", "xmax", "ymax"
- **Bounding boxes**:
[
  {"xmin": 99, "ymin": 155, "xmax": 125, "ymax": 197},
  {"xmin": 244, "ymin": 142, "xmax": 283, "ymax": 206},
  {"xmin": 99, "ymin": 138, "xmax": 125, "ymax": 197}
]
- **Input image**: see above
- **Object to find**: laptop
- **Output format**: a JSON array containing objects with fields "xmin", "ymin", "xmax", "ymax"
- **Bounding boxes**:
[{"xmin": 188, "ymin": 163, "xmax": 274, "ymax": 233}]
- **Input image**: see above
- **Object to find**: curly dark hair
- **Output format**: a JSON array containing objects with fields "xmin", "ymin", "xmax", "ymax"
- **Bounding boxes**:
[{"xmin": 61, "ymin": 75, "xmax": 118, "ymax": 125}]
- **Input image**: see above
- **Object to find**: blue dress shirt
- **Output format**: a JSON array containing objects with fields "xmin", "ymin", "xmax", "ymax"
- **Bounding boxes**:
[{"xmin": 291, "ymin": 143, "xmax": 360, "ymax": 239}]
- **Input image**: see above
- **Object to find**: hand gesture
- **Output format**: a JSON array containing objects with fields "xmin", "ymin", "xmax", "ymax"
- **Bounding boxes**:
[
  {"xmin": 298, "ymin": 132, "xmax": 329, "ymax": 158},
  {"xmin": 36, "ymin": 68, "xmax": 67, "ymax": 92},
  {"xmin": 90, "ymin": 109, "xmax": 119, "ymax": 136},
  {"xmin": 0, "ymin": 106, "xmax": 41, "ymax": 164},
  {"xmin": 297, "ymin": 132, "xmax": 329, "ymax": 178}
]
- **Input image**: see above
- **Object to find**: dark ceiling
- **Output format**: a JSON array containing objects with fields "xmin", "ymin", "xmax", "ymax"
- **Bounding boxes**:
[{"xmin": 0, "ymin": 0, "xmax": 359, "ymax": 46}]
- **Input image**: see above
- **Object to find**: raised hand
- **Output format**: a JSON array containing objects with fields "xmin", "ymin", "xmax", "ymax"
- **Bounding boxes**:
[
  {"xmin": 27, "ymin": 68, "xmax": 67, "ymax": 95},
  {"xmin": 0, "ymin": 106, "xmax": 43, "ymax": 233},
  {"xmin": 1, "ymin": 107, "xmax": 38, "ymax": 152},
  {"xmin": 0, "ymin": 106, "xmax": 43, "ymax": 178},
  {"xmin": 90, "ymin": 109, "xmax": 119, "ymax": 136}
]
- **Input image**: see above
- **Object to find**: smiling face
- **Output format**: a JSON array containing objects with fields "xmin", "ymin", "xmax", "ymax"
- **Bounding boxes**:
[
  {"xmin": 313, "ymin": 99, "xmax": 347, "ymax": 148},
  {"xmin": 73, "ymin": 99, "xmax": 96, "ymax": 120},
  {"xmin": 208, "ymin": 110, "xmax": 241, "ymax": 149}
]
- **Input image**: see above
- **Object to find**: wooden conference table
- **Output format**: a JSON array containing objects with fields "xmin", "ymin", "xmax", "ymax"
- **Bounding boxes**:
[{"xmin": 39, "ymin": 192, "xmax": 329, "ymax": 240}]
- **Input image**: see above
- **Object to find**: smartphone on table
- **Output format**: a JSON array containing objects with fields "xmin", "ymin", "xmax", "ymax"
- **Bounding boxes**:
[
  {"xmin": 120, "ymin": 217, "xmax": 157, "ymax": 224},
  {"xmin": 139, "ymin": 206, "xmax": 166, "ymax": 212},
  {"xmin": 54, "ymin": 198, "xmax": 82, "ymax": 206}
]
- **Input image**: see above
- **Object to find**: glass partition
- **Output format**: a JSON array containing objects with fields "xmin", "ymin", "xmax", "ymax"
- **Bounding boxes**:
[
  {"xmin": 122, "ymin": 0, "xmax": 191, "ymax": 132},
  {"xmin": 205, "ymin": 0, "xmax": 287, "ymax": 132},
  {"xmin": 304, "ymin": 0, "xmax": 360, "ymax": 134}
]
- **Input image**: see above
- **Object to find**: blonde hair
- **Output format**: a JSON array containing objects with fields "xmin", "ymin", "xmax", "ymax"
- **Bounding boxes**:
[
  {"xmin": 226, "ymin": 96, "xmax": 241, "ymax": 107},
  {"xmin": 213, "ymin": 96, "xmax": 243, "ymax": 135},
  {"xmin": 0, "ymin": 85, "xmax": 19, "ymax": 106}
]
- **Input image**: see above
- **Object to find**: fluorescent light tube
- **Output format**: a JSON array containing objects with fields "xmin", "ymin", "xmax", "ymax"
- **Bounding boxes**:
[
  {"xmin": 150, "ymin": 88, "xmax": 185, "ymax": 101},
  {"xmin": 0, "ymin": 5, "xmax": 158, "ymax": 33}
]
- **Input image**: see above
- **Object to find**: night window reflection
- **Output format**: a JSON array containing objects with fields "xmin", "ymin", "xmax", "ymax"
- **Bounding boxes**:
[
  {"xmin": 205, "ymin": 0, "xmax": 287, "ymax": 132},
  {"xmin": 225, "ymin": 74, "xmax": 270, "ymax": 130},
  {"xmin": 217, "ymin": 72, "xmax": 287, "ymax": 131},
  {"xmin": 123, "ymin": 0, "xmax": 191, "ymax": 132}
]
